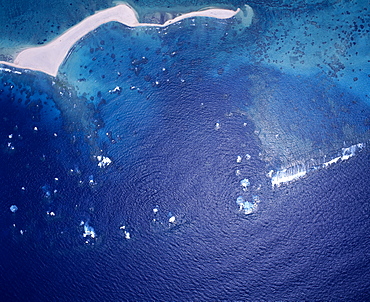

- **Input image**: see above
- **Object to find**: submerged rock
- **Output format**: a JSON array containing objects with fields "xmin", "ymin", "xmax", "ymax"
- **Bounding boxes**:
[{"xmin": 10, "ymin": 205, "xmax": 18, "ymax": 213}]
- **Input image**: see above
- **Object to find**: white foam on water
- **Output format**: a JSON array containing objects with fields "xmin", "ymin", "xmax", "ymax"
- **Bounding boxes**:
[
  {"xmin": 270, "ymin": 165, "xmax": 307, "ymax": 187},
  {"xmin": 83, "ymin": 222, "xmax": 96, "ymax": 239},
  {"xmin": 323, "ymin": 143, "xmax": 364, "ymax": 167},
  {"xmin": 0, "ymin": 67, "xmax": 22, "ymax": 75},
  {"xmin": 270, "ymin": 143, "xmax": 365, "ymax": 187},
  {"xmin": 96, "ymin": 155, "xmax": 112, "ymax": 168}
]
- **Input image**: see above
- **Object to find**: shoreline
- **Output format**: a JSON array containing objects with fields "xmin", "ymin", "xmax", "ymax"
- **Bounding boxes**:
[{"xmin": 0, "ymin": 3, "xmax": 251, "ymax": 77}]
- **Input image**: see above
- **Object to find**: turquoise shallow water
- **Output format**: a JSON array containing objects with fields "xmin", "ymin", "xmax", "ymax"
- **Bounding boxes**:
[
  {"xmin": 57, "ymin": 0, "xmax": 370, "ymax": 169},
  {"xmin": 0, "ymin": 0, "xmax": 369, "ymax": 300},
  {"xmin": 0, "ymin": 0, "xmax": 241, "ymax": 60}
]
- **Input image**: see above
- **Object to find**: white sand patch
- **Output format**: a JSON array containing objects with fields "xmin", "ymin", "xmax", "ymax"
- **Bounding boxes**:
[{"xmin": 0, "ymin": 3, "xmax": 246, "ymax": 77}]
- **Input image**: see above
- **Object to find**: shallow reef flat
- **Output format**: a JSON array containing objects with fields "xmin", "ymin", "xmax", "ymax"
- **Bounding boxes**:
[{"xmin": 0, "ymin": 1, "xmax": 369, "ymax": 300}]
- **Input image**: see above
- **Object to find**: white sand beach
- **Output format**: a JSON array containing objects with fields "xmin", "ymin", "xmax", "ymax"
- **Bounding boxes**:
[{"xmin": 0, "ymin": 3, "xmax": 252, "ymax": 77}]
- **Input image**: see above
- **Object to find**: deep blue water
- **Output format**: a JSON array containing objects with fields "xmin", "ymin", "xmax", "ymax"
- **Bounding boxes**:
[{"xmin": 1, "ymin": 0, "xmax": 370, "ymax": 301}]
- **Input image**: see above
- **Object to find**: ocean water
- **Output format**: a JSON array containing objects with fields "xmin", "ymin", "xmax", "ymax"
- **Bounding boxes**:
[{"xmin": 1, "ymin": 0, "xmax": 370, "ymax": 301}]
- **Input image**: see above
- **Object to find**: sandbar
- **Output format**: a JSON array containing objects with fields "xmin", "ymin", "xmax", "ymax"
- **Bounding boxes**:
[{"xmin": 0, "ymin": 3, "xmax": 253, "ymax": 77}]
